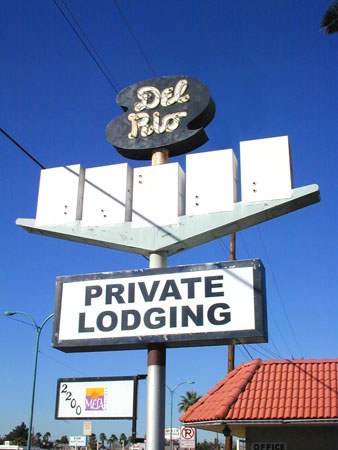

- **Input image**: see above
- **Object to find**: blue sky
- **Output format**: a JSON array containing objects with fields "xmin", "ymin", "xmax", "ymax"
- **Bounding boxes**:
[{"xmin": 1, "ymin": 0, "xmax": 337, "ymax": 445}]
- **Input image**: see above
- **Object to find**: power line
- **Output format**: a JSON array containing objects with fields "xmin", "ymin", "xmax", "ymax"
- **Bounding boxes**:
[
  {"xmin": 218, "ymin": 237, "xmax": 230, "ymax": 257},
  {"xmin": 266, "ymin": 303, "xmax": 294, "ymax": 358},
  {"xmin": 59, "ymin": 0, "xmax": 121, "ymax": 92},
  {"xmin": 1, "ymin": 128, "xmax": 45, "ymax": 169},
  {"xmin": 53, "ymin": 0, "xmax": 120, "ymax": 93},
  {"xmin": 39, "ymin": 350, "xmax": 89, "ymax": 376},
  {"xmin": 250, "ymin": 344, "xmax": 283, "ymax": 360},
  {"xmin": 2, "ymin": 314, "xmax": 90, "ymax": 376},
  {"xmin": 256, "ymin": 225, "xmax": 303, "ymax": 358},
  {"xmin": 241, "ymin": 344, "xmax": 254, "ymax": 361},
  {"xmin": 112, "ymin": 0, "xmax": 157, "ymax": 78},
  {"xmin": 238, "ymin": 231, "xmax": 251, "ymax": 258},
  {"xmin": 235, "ymin": 229, "xmax": 290, "ymax": 359}
]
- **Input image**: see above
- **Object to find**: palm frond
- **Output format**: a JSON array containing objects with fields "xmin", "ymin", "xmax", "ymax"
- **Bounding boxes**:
[{"xmin": 321, "ymin": 1, "xmax": 338, "ymax": 34}]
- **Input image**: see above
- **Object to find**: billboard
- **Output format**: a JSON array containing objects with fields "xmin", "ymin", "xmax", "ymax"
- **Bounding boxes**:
[
  {"xmin": 52, "ymin": 259, "xmax": 267, "ymax": 352},
  {"xmin": 55, "ymin": 376, "xmax": 137, "ymax": 419}
]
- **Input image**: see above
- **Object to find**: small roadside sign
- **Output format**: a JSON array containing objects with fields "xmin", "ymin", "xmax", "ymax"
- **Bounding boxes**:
[
  {"xmin": 165, "ymin": 428, "xmax": 180, "ymax": 440},
  {"xmin": 69, "ymin": 436, "xmax": 87, "ymax": 447},
  {"xmin": 130, "ymin": 444, "xmax": 145, "ymax": 450},
  {"xmin": 180, "ymin": 426, "xmax": 195, "ymax": 449},
  {"xmin": 83, "ymin": 422, "xmax": 92, "ymax": 436}
]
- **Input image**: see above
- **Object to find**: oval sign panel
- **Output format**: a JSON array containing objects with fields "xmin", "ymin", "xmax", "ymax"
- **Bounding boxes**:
[{"xmin": 105, "ymin": 75, "xmax": 215, "ymax": 160}]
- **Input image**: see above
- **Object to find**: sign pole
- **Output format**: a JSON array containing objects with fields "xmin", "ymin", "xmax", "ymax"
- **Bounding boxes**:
[
  {"xmin": 146, "ymin": 149, "xmax": 168, "ymax": 450},
  {"xmin": 227, "ymin": 232, "xmax": 236, "ymax": 374}
]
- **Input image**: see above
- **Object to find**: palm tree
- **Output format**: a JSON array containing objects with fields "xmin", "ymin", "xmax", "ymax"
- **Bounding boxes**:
[
  {"xmin": 119, "ymin": 433, "xmax": 127, "ymax": 447},
  {"xmin": 99, "ymin": 433, "xmax": 107, "ymax": 447},
  {"xmin": 88, "ymin": 434, "xmax": 97, "ymax": 450},
  {"xmin": 107, "ymin": 434, "xmax": 118, "ymax": 449},
  {"xmin": 178, "ymin": 390, "xmax": 201, "ymax": 413},
  {"xmin": 43, "ymin": 432, "xmax": 51, "ymax": 443},
  {"xmin": 34, "ymin": 432, "xmax": 42, "ymax": 446},
  {"xmin": 321, "ymin": 1, "xmax": 338, "ymax": 34}
]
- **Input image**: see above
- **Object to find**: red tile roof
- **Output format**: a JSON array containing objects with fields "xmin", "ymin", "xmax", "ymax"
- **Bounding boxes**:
[{"xmin": 180, "ymin": 359, "xmax": 338, "ymax": 422}]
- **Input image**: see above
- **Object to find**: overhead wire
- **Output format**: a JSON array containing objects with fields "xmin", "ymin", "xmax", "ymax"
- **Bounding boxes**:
[
  {"xmin": 1, "ymin": 314, "xmax": 90, "ymax": 376},
  {"xmin": 52, "ymin": 0, "xmax": 120, "ymax": 93},
  {"xmin": 256, "ymin": 224, "xmax": 303, "ymax": 358},
  {"xmin": 241, "ymin": 344, "xmax": 254, "ymax": 361},
  {"xmin": 249, "ymin": 343, "xmax": 284, "ymax": 360},
  {"xmin": 238, "ymin": 231, "xmax": 251, "ymax": 259},
  {"xmin": 218, "ymin": 237, "xmax": 231, "ymax": 256},
  {"xmin": 39, "ymin": 350, "xmax": 89, "ymax": 376},
  {"xmin": 58, "ymin": 0, "xmax": 121, "ymax": 92},
  {"xmin": 1, "ymin": 128, "xmax": 46, "ymax": 169},
  {"xmin": 112, "ymin": 0, "xmax": 157, "ymax": 77},
  {"xmin": 235, "ymin": 228, "xmax": 296, "ymax": 360}
]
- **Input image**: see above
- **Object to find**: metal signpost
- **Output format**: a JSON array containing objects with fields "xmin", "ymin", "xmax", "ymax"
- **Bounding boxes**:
[{"xmin": 16, "ymin": 76, "xmax": 320, "ymax": 450}]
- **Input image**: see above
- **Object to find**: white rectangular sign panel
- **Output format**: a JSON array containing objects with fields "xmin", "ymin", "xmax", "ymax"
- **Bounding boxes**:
[
  {"xmin": 52, "ymin": 260, "xmax": 267, "ymax": 352},
  {"xmin": 180, "ymin": 426, "xmax": 196, "ymax": 449},
  {"xmin": 130, "ymin": 445, "xmax": 146, "ymax": 450},
  {"xmin": 69, "ymin": 437, "xmax": 86, "ymax": 447},
  {"xmin": 55, "ymin": 377, "xmax": 136, "ymax": 419},
  {"xmin": 83, "ymin": 422, "xmax": 92, "ymax": 436},
  {"xmin": 165, "ymin": 428, "xmax": 180, "ymax": 440}
]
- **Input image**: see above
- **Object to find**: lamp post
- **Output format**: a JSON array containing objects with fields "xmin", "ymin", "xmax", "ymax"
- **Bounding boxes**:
[
  {"xmin": 166, "ymin": 381, "xmax": 195, "ymax": 450},
  {"xmin": 5, "ymin": 311, "xmax": 54, "ymax": 450}
]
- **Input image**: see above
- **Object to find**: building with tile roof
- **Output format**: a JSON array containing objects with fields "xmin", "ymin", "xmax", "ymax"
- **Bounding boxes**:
[{"xmin": 180, "ymin": 358, "xmax": 338, "ymax": 450}]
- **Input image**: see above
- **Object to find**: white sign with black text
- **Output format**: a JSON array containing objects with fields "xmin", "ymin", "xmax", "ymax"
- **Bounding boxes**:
[
  {"xmin": 69, "ymin": 436, "xmax": 87, "ymax": 447},
  {"xmin": 52, "ymin": 260, "xmax": 266, "ymax": 352}
]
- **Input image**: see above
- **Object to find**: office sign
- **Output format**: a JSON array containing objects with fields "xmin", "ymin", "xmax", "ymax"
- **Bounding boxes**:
[
  {"xmin": 55, "ymin": 376, "xmax": 136, "ymax": 419},
  {"xmin": 106, "ymin": 75, "xmax": 215, "ymax": 160},
  {"xmin": 251, "ymin": 445, "xmax": 287, "ymax": 450},
  {"xmin": 52, "ymin": 259, "xmax": 266, "ymax": 352}
]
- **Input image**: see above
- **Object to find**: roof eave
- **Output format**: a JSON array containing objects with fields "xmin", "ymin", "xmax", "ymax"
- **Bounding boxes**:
[{"xmin": 183, "ymin": 418, "xmax": 338, "ymax": 427}]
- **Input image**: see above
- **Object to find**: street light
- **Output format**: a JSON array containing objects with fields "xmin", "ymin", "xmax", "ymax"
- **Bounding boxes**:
[
  {"xmin": 166, "ymin": 380, "xmax": 195, "ymax": 450},
  {"xmin": 5, "ymin": 311, "xmax": 54, "ymax": 450}
]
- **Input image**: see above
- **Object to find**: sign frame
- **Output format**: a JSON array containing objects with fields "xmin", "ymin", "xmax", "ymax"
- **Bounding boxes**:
[
  {"xmin": 55, "ymin": 376, "xmax": 139, "ymax": 420},
  {"xmin": 52, "ymin": 259, "xmax": 267, "ymax": 353}
]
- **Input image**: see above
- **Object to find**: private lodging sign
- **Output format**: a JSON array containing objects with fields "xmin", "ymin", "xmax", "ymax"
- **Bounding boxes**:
[{"xmin": 52, "ymin": 260, "xmax": 267, "ymax": 352}]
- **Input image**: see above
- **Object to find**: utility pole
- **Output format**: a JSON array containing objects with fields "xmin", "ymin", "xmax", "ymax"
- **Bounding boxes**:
[{"xmin": 225, "ymin": 232, "xmax": 235, "ymax": 450}]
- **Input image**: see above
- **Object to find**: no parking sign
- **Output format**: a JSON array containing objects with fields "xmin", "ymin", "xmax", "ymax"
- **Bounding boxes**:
[{"xmin": 180, "ymin": 426, "xmax": 195, "ymax": 449}]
